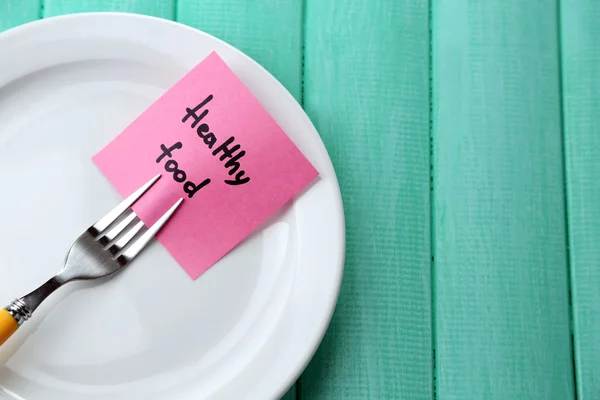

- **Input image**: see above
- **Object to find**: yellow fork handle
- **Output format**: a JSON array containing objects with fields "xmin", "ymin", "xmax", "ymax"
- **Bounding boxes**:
[{"xmin": 0, "ymin": 309, "xmax": 19, "ymax": 346}]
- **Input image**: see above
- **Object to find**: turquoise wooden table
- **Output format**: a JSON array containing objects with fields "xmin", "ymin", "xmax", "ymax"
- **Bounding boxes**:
[{"xmin": 1, "ymin": 0, "xmax": 598, "ymax": 399}]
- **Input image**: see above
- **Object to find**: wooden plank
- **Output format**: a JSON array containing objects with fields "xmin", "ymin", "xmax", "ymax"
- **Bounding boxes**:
[
  {"xmin": 43, "ymin": 0, "xmax": 174, "ymax": 19},
  {"xmin": 176, "ymin": 0, "xmax": 302, "ymax": 101},
  {"xmin": 300, "ymin": 0, "xmax": 432, "ymax": 398},
  {"xmin": 560, "ymin": 0, "xmax": 600, "ymax": 398},
  {"xmin": 280, "ymin": 387, "xmax": 296, "ymax": 400},
  {"xmin": 432, "ymin": 0, "xmax": 574, "ymax": 398},
  {"xmin": 0, "ymin": 0, "xmax": 40, "ymax": 31},
  {"xmin": 177, "ymin": 2, "xmax": 302, "ymax": 398}
]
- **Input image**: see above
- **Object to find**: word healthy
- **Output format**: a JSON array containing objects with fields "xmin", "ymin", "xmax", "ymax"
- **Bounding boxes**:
[{"xmin": 156, "ymin": 94, "xmax": 251, "ymax": 199}]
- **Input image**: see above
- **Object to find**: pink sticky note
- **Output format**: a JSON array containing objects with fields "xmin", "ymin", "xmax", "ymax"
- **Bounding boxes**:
[{"xmin": 93, "ymin": 52, "xmax": 318, "ymax": 279}]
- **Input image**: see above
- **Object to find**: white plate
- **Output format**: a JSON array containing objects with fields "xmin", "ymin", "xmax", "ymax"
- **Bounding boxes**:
[{"xmin": 0, "ymin": 13, "xmax": 344, "ymax": 400}]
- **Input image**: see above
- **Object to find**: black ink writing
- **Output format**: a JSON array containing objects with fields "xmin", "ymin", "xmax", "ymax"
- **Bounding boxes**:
[
  {"xmin": 182, "ymin": 96, "xmax": 250, "ymax": 185},
  {"xmin": 224, "ymin": 150, "xmax": 249, "ymax": 185},
  {"xmin": 183, "ymin": 180, "xmax": 210, "ymax": 198},
  {"xmin": 212, "ymin": 137, "xmax": 250, "ymax": 185},
  {"xmin": 156, "ymin": 142, "xmax": 211, "ymax": 198},
  {"xmin": 212, "ymin": 136, "xmax": 240, "ymax": 160},
  {"xmin": 182, "ymin": 94, "xmax": 213, "ymax": 128},
  {"xmin": 156, "ymin": 142, "xmax": 183, "ymax": 163},
  {"xmin": 165, "ymin": 160, "xmax": 186, "ymax": 182},
  {"xmin": 197, "ymin": 123, "xmax": 217, "ymax": 149}
]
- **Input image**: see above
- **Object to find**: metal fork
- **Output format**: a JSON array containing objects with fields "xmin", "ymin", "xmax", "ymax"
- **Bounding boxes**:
[{"xmin": 0, "ymin": 174, "xmax": 182, "ymax": 347}]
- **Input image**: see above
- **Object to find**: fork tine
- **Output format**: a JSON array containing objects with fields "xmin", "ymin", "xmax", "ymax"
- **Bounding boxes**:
[
  {"xmin": 119, "ymin": 198, "xmax": 183, "ymax": 262},
  {"xmin": 98, "ymin": 212, "xmax": 138, "ymax": 246},
  {"xmin": 108, "ymin": 220, "xmax": 146, "ymax": 256},
  {"xmin": 90, "ymin": 174, "xmax": 161, "ymax": 235}
]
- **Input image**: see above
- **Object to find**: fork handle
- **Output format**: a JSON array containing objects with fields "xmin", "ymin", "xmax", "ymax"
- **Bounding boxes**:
[
  {"xmin": 0, "ymin": 299, "xmax": 31, "ymax": 347},
  {"xmin": 0, "ymin": 279, "xmax": 62, "ymax": 347},
  {"xmin": 0, "ymin": 309, "xmax": 19, "ymax": 346}
]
